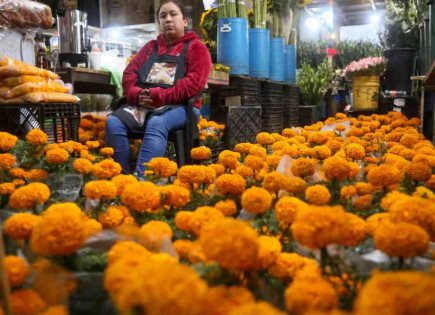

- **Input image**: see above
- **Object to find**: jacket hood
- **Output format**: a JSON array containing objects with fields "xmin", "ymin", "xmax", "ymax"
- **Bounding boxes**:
[{"xmin": 156, "ymin": 31, "xmax": 199, "ymax": 53}]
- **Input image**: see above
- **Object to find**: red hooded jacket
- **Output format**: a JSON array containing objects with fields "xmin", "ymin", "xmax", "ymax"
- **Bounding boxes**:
[{"xmin": 122, "ymin": 31, "xmax": 212, "ymax": 108}]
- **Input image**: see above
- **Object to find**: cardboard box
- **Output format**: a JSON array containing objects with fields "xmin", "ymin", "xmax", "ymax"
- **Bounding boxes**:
[{"xmin": 208, "ymin": 69, "xmax": 229, "ymax": 85}]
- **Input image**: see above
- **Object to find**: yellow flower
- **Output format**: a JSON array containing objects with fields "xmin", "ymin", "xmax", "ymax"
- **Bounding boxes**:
[
  {"xmin": 312, "ymin": 145, "xmax": 331, "ymax": 160},
  {"xmin": 218, "ymin": 150, "xmax": 241, "ymax": 170},
  {"xmin": 399, "ymin": 133, "xmax": 419, "ymax": 148},
  {"xmin": 291, "ymin": 158, "xmax": 316, "ymax": 178},
  {"xmin": 160, "ymin": 184, "xmax": 191, "ymax": 208},
  {"xmin": 0, "ymin": 182, "xmax": 15, "ymax": 195},
  {"xmin": 0, "ymin": 132, "xmax": 17, "ymax": 151},
  {"xmin": 244, "ymin": 154, "xmax": 265, "ymax": 171},
  {"xmin": 249, "ymin": 145, "xmax": 267, "ymax": 159},
  {"xmin": 60, "ymin": 140, "xmax": 84, "ymax": 153},
  {"xmin": 107, "ymin": 241, "xmax": 151, "ymax": 266},
  {"xmin": 268, "ymin": 252, "xmax": 320, "ymax": 281},
  {"xmin": 4, "ymin": 255, "xmax": 30, "ymax": 287},
  {"xmin": 30, "ymin": 203, "xmax": 87, "ymax": 256},
  {"xmin": 367, "ymin": 164, "xmax": 402, "ymax": 188},
  {"xmin": 175, "ymin": 206, "xmax": 224, "ymax": 236},
  {"xmin": 173, "ymin": 239, "xmax": 206, "ymax": 263},
  {"xmin": 83, "ymin": 180, "xmax": 118, "ymax": 200},
  {"xmin": 235, "ymin": 165, "xmax": 254, "ymax": 178},
  {"xmin": 340, "ymin": 185, "xmax": 357, "ymax": 200},
  {"xmin": 254, "ymin": 236, "xmax": 282, "ymax": 270},
  {"xmin": 91, "ymin": 159, "xmax": 122, "ymax": 179},
  {"xmin": 11, "ymin": 289, "xmax": 46, "ymax": 315},
  {"xmin": 3, "ymin": 213, "xmax": 41, "ymax": 240},
  {"xmin": 285, "ymin": 278, "xmax": 338, "ymax": 315},
  {"xmin": 24, "ymin": 169, "xmax": 48, "ymax": 182},
  {"xmin": 199, "ymin": 217, "xmax": 259, "ymax": 270},
  {"xmin": 256, "ymin": 132, "xmax": 274, "ymax": 145},
  {"xmin": 345, "ymin": 143, "xmax": 365, "ymax": 160},
  {"xmin": 209, "ymin": 163, "xmax": 225, "ymax": 176},
  {"xmin": 177, "ymin": 165, "xmax": 206, "ymax": 185},
  {"xmin": 121, "ymin": 182, "xmax": 161, "ymax": 213},
  {"xmin": 25, "ymin": 129, "xmax": 48, "ymax": 146},
  {"xmin": 404, "ymin": 162, "xmax": 432, "ymax": 182},
  {"xmin": 234, "ymin": 142, "xmax": 253, "ymax": 155},
  {"xmin": 355, "ymin": 271, "xmax": 435, "ymax": 315},
  {"xmin": 215, "ymin": 199, "xmax": 237, "ymax": 216},
  {"xmin": 147, "ymin": 157, "xmax": 178, "ymax": 178},
  {"xmin": 0, "ymin": 153, "xmax": 16, "ymax": 170},
  {"xmin": 99, "ymin": 147, "xmax": 114, "ymax": 157},
  {"xmin": 308, "ymin": 132, "xmax": 331, "ymax": 145},
  {"xmin": 305, "ymin": 185, "xmax": 331, "ymax": 205},
  {"xmin": 282, "ymin": 128, "xmax": 295, "ymax": 137},
  {"xmin": 85, "ymin": 140, "xmax": 100, "ymax": 149},
  {"xmin": 413, "ymin": 186, "xmax": 435, "ymax": 200},
  {"xmin": 215, "ymin": 173, "xmax": 246, "ymax": 195},
  {"xmin": 72, "ymin": 157, "xmax": 93, "ymax": 174},
  {"xmin": 111, "ymin": 174, "xmax": 138, "ymax": 196},
  {"xmin": 262, "ymin": 171, "xmax": 285, "ymax": 192},
  {"xmin": 353, "ymin": 194, "xmax": 373, "ymax": 211},
  {"xmin": 83, "ymin": 218, "xmax": 102, "ymax": 238},
  {"xmin": 45, "ymin": 148, "xmax": 70, "ymax": 164},
  {"xmin": 275, "ymin": 196, "xmax": 309, "ymax": 224},
  {"xmin": 191, "ymin": 146, "xmax": 211, "ymax": 160},
  {"xmin": 366, "ymin": 212, "xmax": 389, "ymax": 235},
  {"xmin": 241, "ymin": 187, "xmax": 272, "ymax": 214},
  {"xmin": 98, "ymin": 206, "xmax": 124, "ymax": 228},
  {"xmin": 139, "ymin": 220, "xmax": 173, "ymax": 251},
  {"xmin": 272, "ymin": 140, "xmax": 289, "ymax": 152},
  {"xmin": 9, "ymin": 183, "xmax": 51, "ymax": 210},
  {"xmin": 201, "ymin": 285, "xmax": 255, "ymax": 315},
  {"xmin": 323, "ymin": 156, "xmax": 351, "ymax": 181},
  {"xmin": 229, "ymin": 302, "xmax": 286, "ymax": 315},
  {"xmin": 279, "ymin": 176, "xmax": 307, "ymax": 195},
  {"xmin": 374, "ymin": 219, "xmax": 429, "ymax": 257}
]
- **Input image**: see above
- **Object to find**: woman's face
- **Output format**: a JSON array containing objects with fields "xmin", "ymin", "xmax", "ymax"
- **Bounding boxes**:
[{"xmin": 158, "ymin": 2, "xmax": 187, "ymax": 42}]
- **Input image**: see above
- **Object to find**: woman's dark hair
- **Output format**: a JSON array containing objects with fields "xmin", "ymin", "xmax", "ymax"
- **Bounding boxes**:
[{"xmin": 156, "ymin": 0, "xmax": 186, "ymax": 19}]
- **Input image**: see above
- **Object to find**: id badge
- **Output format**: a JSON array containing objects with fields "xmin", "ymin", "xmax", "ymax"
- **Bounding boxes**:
[{"xmin": 146, "ymin": 62, "xmax": 177, "ymax": 85}]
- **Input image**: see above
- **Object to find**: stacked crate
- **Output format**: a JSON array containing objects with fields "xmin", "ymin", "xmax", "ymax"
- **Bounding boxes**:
[
  {"xmin": 260, "ymin": 80, "xmax": 284, "ymax": 133},
  {"xmin": 283, "ymin": 85, "xmax": 300, "ymax": 128}
]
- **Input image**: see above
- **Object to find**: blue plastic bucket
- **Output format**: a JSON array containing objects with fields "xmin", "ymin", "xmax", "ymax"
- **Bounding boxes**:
[
  {"xmin": 217, "ymin": 18, "xmax": 249, "ymax": 75},
  {"xmin": 284, "ymin": 44, "xmax": 296, "ymax": 84},
  {"xmin": 270, "ymin": 37, "xmax": 285, "ymax": 81},
  {"xmin": 249, "ymin": 28, "xmax": 270, "ymax": 78}
]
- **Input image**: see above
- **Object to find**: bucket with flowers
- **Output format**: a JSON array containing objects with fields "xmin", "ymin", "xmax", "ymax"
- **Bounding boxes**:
[{"xmin": 342, "ymin": 57, "xmax": 386, "ymax": 111}]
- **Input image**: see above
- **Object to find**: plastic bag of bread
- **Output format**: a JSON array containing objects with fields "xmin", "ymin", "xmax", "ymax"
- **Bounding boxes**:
[
  {"xmin": 0, "ymin": 75, "xmax": 47, "ymax": 87},
  {"xmin": 0, "ymin": 58, "xmax": 59, "ymax": 80},
  {"xmin": 21, "ymin": 92, "xmax": 80, "ymax": 103},
  {"xmin": 0, "ymin": 82, "xmax": 69, "ymax": 98},
  {"xmin": 0, "ymin": 0, "xmax": 53, "ymax": 29}
]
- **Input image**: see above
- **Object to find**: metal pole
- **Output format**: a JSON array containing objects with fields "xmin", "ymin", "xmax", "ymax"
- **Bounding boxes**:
[{"xmin": 429, "ymin": 0, "xmax": 435, "ymax": 66}]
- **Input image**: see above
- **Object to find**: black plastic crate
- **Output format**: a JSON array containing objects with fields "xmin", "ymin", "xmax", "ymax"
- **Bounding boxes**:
[
  {"xmin": 0, "ymin": 103, "xmax": 81, "ymax": 142},
  {"xmin": 283, "ymin": 85, "xmax": 300, "ymax": 128},
  {"xmin": 211, "ymin": 106, "xmax": 261, "ymax": 148},
  {"xmin": 299, "ymin": 105, "xmax": 320, "ymax": 126},
  {"xmin": 210, "ymin": 75, "xmax": 261, "ymax": 107}
]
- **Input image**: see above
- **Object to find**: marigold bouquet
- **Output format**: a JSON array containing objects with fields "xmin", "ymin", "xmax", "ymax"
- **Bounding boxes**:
[{"xmin": 342, "ymin": 56, "xmax": 386, "ymax": 80}]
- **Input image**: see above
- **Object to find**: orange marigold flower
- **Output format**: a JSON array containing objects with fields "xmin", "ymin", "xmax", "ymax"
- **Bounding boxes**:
[
  {"xmin": 366, "ymin": 212, "xmax": 389, "ymax": 235},
  {"xmin": 412, "ymin": 153, "xmax": 435, "ymax": 168},
  {"xmin": 229, "ymin": 302, "xmax": 286, "ymax": 315},
  {"xmin": 326, "ymin": 139, "xmax": 343, "ymax": 153},
  {"xmin": 83, "ymin": 218, "xmax": 102, "ymax": 238},
  {"xmin": 354, "ymin": 271, "xmax": 435, "ymax": 315},
  {"xmin": 399, "ymin": 133, "xmax": 419, "ymax": 148},
  {"xmin": 305, "ymin": 185, "xmax": 331, "ymax": 205},
  {"xmin": 426, "ymin": 174, "xmax": 435, "ymax": 191},
  {"xmin": 218, "ymin": 150, "xmax": 241, "ymax": 170},
  {"xmin": 199, "ymin": 218, "xmax": 259, "ymax": 270},
  {"xmin": 399, "ymin": 148, "xmax": 416, "ymax": 160},
  {"xmin": 45, "ymin": 148, "xmax": 70, "ymax": 164},
  {"xmin": 272, "ymin": 140, "xmax": 289, "ymax": 152},
  {"xmin": 312, "ymin": 145, "xmax": 331, "ymax": 160},
  {"xmin": 107, "ymin": 241, "xmax": 151, "ymax": 265},
  {"xmin": 60, "ymin": 140, "xmax": 84, "ymax": 153},
  {"xmin": 268, "ymin": 252, "xmax": 320, "ymax": 281},
  {"xmin": 404, "ymin": 162, "xmax": 432, "ymax": 182},
  {"xmin": 234, "ymin": 142, "xmax": 253, "ymax": 155},
  {"xmin": 181, "ymin": 206, "xmax": 225, "ymax": 236},
  {"xmin": 31, "ymin": 203, "xmax": 87, "ymax": 256},
  {"xmin": 99, "ymin": 147, "xmax": 114, "ymax": 157},
  {"xmin": 335, "ymin": 124, "xmax": 346, "ymax": 132},
  {"xmin": 367, "ymin": 164, "xmax": 402, "ymax": 188},
  {"xmin": 244, "ymin": 154, "xmax": 265, "ymax": 171},
  {"xmin": 215, "ymin": 173, "xmax": 246, "ymax": 195},
  {"xmin": 374, "ymin": 220, "xmax": 429, "ymax": 258},
  {"xmin": 0, "ymin": 132, "xmax": 18, "ymax": 152},
  {"xmin": 11, "ymin": 289, "xmax": 46, "ymax": 315},
  {"xmin": 3, "ymin": 213, "xmax": 41, "ymax": 240},
  {"xmin": 38, "ymin": 305, "xmax": 68, "ymax": 315},
  {"xmin": 91, "ymin": 159, "xmax": 122, "ymax": 179},
  {"xmin": 4, "ymin": 255, "xmax": 30, "ymax": 287},
  {"xmin": 280, "ymin": 176, "xmax": 307, "ymax": 195},
  {"xmin": 283, "ymin": 145, "xmax": 301, "ymax": 158},
  {"xmin": 201, "ymin": 285, "xmax": 255, "ymax": 315},
  {"xmin": 291, "ymin": 158, "xmax": 316, "ymax": 178},
  {"xmin": 80, "ymin": 149, "xmax": 96, "ymax": 162},
  {"xmin": 340, "ymin": 185, "xmax": 357, "ymax": 200},
  {"xmin": 323, "ymin": 156, "xmax": 351, "ymax": 181},
  {"xmin": 111, "ymin": 174, "xmax": 138, "ymax": 196},
  {"xmin": 24, "ymin": 169, "xmax": 48, "ymax": 182},
  {"xmin": 209, "ymin": 163, "xmax": 225, "ymax": 176},
  {"xmin": 253, "ymin": 236, "xmax": 282, "ymax": 270},
  {"xmin": 0, "ymin": 153, "xmax": 16, "ymax": 170},
  {"xmin": 25, "ymin": 129, "xmax": 48, "ymax": 146},
  {"xmin": 121, "ymin": 182, "xmax": 161, "ymax": 213},
  {"xmin": 98, "ymin": 206, "xmax": 124, "ymax": 228},
  {"xmin": 256, "ymin": 132, "xmax": 274, "ymax": 145},
  {"xmin": 241, "ymin": 187, "xmax": 272, "ymax": 214},
  {"xmin": 235, "ymin": 165, "xmax": 254, "ymax": 178},
  {"xmin": 85, "ymin": 140, "xmax": 100, "ymax": 149},
  {"xmin": 285, "ymin": 278, "xmax": 338, "ymax": 315},
  {"xmin": 249, "ymin": 145, "xmax": 267, "ymax": 159},
  {"xmin": 9, "ymin": 183, "xmax": 51, "ymax": 210},
  {"xmin": 191, "ymin": 146, "xmax": 211, "ymax": 160},
  {"xmin": 160, "ymin": 184, "xmax": 191, "ymax": 208},
  {"xmin": 262, "ymin": 171, "xmax": 285, "ymax": 192},
  {"xmin": 9, "ymin": 167, "xmax": 26, "ymax": 179},
  {"xmin": 308, "ymin": 131, "xmax": 331, "ymax": 145},
  {"xmin": 177, "ymin": 165, "xmax": 206, "ymax": 184},
  {"xmin": 345, "ymin": 143, "xmax": 365, "ymax": 160},
  {"xmin": 72, "ymin": 157, "xmax": 93, "ymax": 175},
  {"xmin": 282, "ymin": 128, "xmax": 296, "ymax": 137},
  {"xmin": 215, "ymin": 199, "xmax": 237, "ymax": 216},
  {"xmin": 84, "ymin": 180, "xmax": 117, "ymax": 200},
  {"xmin": 139, "ymin": 220, "xmax": 173, "ymax": 251},
  {"xmin": 275, "ymin": 196, "xmax": 309, "ymax": 224},
  {"xmin": 0, "ymin": 182, "xmax": 15, "ymax": 195},
  {"xmin": 353, "ymin": 194, "xmax": 373, "ymax": 211}
]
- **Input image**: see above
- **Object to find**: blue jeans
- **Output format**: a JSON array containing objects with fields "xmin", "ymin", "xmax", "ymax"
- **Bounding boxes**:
[{"xmin": 105, "ymin": 106, "xmax": 200, "ymax": 176}]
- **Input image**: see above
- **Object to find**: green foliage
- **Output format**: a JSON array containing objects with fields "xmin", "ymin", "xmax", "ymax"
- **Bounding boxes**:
[
  {"xmin": 380, "ymin": 0, "xmax": 428, "ymax": 49},
  {"xmin": 297, "ymin": 59, "xmax": 333, "ymax": 106}
]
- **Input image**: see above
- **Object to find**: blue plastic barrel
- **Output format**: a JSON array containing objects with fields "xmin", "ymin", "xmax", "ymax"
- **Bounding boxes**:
[
  {"xmin": 284, "ymin": 44, "xmax": 296, "ymax": 84},
  {"xmin": 270, "ymin": 37, "xmax": 285, "ymax": 81},
  {"xmin": 217, "ymin": 18, "xmax": 249, "ymax": 75},
  {"xmin": 249, "ymin": 28, "xmax": 270, "ymax": 79}
]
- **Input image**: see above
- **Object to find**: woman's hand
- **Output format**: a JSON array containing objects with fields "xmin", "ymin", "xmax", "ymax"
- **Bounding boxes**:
[{"xmin": 138, "ymin": 89, "xmax": 154, "ymax": 108}]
